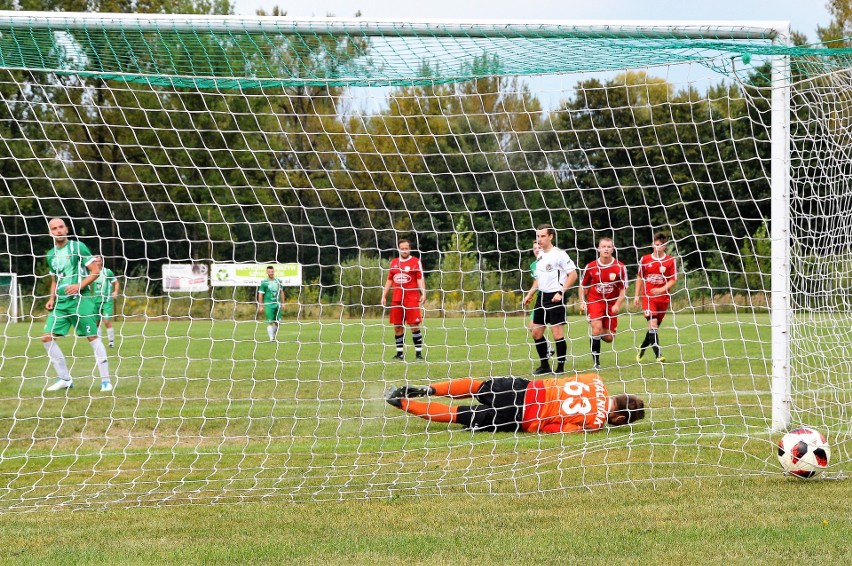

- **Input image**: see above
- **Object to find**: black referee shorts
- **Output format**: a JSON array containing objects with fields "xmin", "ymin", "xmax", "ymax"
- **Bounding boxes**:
[
  {"xmin": 455, "ymin": 377, "xmax": 530, "ymax": 432},
  {"xmin": 532, "ymin": 291, "xmax": 567, "ymax": 326}
]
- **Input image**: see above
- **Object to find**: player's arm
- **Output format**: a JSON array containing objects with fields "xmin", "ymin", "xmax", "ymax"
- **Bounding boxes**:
[
  {"xmin": 380, "ymin": 276, "xmax": 393, "ymax": 306},
  {"xmin": 611, "ymin": 266, "xmax": 628, "ymax": 314},
  {"xmin": 112, "ymin": 275, "xmax": 120, "ymax": 299},
  {"xmin": 46, "ymin": 274, "xmax": 57, "ymax": 311},
  {"xmin": 540, "ymin": 421, "xmax": 585, "ymax": 434},
  {"xmin": 633, "ymin": 272, "xmax": 644, "ymax": 307},
  {"xmin": 523, "ymin": 278, "xmax": 539, "ymax": 306},
  {"xmin": 562, "ymin": 269, "xmax": 578, "ymax": 294},
  {"xmin": 554, "ymin": 269, "xmax": 577, "ymax": 305},
  {"xmin": 257, "ymin": 285, "xmax": 265, "ymax": 310},
  {"xmin": 611, "ymin": 286, "xmax": 627, "ymax": 315},
  {"xmin": 68, "ymin": 258, "xmax": 100, "ymax": 295},
  {"xmin": 279, "ymin": 282, "xmax": 286, "ymax": 304},
  {"xmin": 418, "ymin": 270, "xmax": 426, "ymax": 305},
  {"xmin": 578, "ymin": 273, "xmax": 588, "ymax": 313}
]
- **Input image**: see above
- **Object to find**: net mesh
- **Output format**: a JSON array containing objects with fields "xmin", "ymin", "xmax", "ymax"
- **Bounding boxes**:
[{"xmin": 0, "ymin": 13, "xmax": 849, "ymax": 511}]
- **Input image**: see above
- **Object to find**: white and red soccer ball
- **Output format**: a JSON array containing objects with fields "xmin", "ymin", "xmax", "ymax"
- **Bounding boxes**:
[{"xmin": 777, "ymin": 427, "xmax": 830, "ymax": 479}]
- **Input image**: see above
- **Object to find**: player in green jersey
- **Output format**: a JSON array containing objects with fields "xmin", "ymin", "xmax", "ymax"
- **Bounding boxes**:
[
  {"xmin": 42, "ymin": 218, "xmax": 113, "ymax": 393},
  {"xmin": 92, "ymin": 256, "xmax": 120, "ymax": 347},
  {"xmin": 257, "ymin": 266, "xmax": 285, "ymax": 341}
]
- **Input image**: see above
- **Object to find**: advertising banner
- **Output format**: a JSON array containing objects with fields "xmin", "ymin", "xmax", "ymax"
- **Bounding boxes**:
[
  {"xmin": 162, "ymin": 264, "xmax": 209, "ymax": 292},
  {"xmin": 211, "ymin": 263, "xmax": 302, "ymax": 287}
]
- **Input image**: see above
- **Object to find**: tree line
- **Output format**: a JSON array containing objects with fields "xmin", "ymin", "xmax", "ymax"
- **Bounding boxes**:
[{"xmin": 3, "ymin": 0, "xmax": 847, "ymax": 309}]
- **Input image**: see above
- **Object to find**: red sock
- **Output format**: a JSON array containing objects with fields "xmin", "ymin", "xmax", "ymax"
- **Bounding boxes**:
[
  {"xmin": 400, "ymin": 399, "xmax": 458, "ymax": 423},
  {"xmin": 429, "ymin": 378, "xmax": 482, "ymax": 398}
]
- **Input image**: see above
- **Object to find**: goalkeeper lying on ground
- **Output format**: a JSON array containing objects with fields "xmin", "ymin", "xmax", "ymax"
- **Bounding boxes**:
[{"xmin": 385, "ymin": 373, "xmax": 644, "ymax": 433}]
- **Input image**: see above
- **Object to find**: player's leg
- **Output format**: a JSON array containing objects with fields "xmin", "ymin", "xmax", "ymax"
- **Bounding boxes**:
[
  {"xmin": 601, "ymin": 302, "xmax": 616, "ymax": 343},
  {"xmin": 454, "ymin": 378, "xmax": 527, "ymax": 432},
  {"xmin": 638, "ymin": 299, "xmax": 666, "ymax": 362},
  {"xmin": 550, "ymin": 324, "xmax": 567, "ymax": 374},
  {"xmin": 531, "ymin": 293, "xmax": 551, "ymax": 374},
  {"xmin": 102, "ymin": 300, "xmax": 115, "ymax": 346},
  {"xmin": 42, "ymin": 304, "xmax": 74, "ymax": 391},
  {"xmin": 96, "ymin": 301, "xmax": 103, "ymax": 338},
  {"xmin": 650, "ymin": 302, "xmax": 667, "ymax": 361},
  {"xmin": 388, "ymin": 397, "xmax": 458, "ymax": 423},
  {"xmin": 410, "ymin": 326, "xmax": 424, "ymax": 360},
  {"xmin": 547, "ymin": 295, "xmax": 568, "ymax": 373},
  {"xmin": 386, "ymin": 378, "xmax": 482, "ymax": 401},
  {"xmin": 264, "ymin": 305, "xmax": 277, "ymax": 340},
  {"xmin": 429, "ymin": 378, "xmax": 482, "ymax": 398},
  {"xmin": 405, "ymin": 301, "xmax": 424, "ymax": 360},
  {"xmin": 455, "ymin": 404, "xmax": 522, "ymax": 432},
  {"xmin": 78, "ymin": 298, "xmax": 112, "ymax": 392},
  {"xmin": 272, "ymin": 305, "xmax": 282, "ymax": 340},
  {"xmin": 589, "ymin": 320, "xmax": 604, "ymax": 370},
  {"xmin": 637, "ymin": 297, "xmax": 655, "ymax": 361},
  {"xmin": 587, "ymin": 301, "xmax": 606, "ymax": 369},
  {"xmin": 389, "ymin": 304, "xmax": 405, "ymax": 360},
  {"xmin": 529, "ymin": 292, "xmax": 552, "ymax": 357}
]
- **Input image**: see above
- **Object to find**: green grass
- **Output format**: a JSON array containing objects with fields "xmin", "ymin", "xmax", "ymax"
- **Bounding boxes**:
[
  {"xmin": 0, "ymin": 312, "xmax": 849, "ymax": 561},
  {"xmin": 0, "ymin": 481, "xmax": 849, "ymax": 564}
]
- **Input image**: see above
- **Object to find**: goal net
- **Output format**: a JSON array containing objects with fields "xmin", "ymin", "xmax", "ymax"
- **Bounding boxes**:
[{"xmin": 0, "ymin": 11, "xmax": 848, "ymax": 510}]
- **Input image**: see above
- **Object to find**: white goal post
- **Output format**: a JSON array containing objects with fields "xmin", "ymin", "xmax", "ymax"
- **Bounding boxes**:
[
  {"xmin": 1, "ymin": 11, "xmax": 849, "ymax": 511},
  {"xmin": 0, "ymin": 273, "xmax": 19, "ymax": 322}
]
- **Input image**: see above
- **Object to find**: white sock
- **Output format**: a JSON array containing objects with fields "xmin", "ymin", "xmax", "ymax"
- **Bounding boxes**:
[
  {"xmin": 267, "ymin": 325, "xmax": 275, "ymax": 340},
  {"xmin": 43, "ymin": 341, "xmax": 71, "ymax": 381},
  {"xmin": 107, "ymin": 328, "xmax": 115, "ymax": 343},
  {"xmin": 89, "ymin": 338, "xmax": 110, "ymax": 380}
]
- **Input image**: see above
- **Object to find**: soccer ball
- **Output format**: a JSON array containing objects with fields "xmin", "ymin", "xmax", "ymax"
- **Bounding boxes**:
[{"xmin": 777, "ymin": 427, "xmax": 830, "ymax": 479}]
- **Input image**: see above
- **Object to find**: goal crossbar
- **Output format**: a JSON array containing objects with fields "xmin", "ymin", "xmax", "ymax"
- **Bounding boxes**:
[{"xmin": 0, "ymin": 11, "xmax": 789, "ymax": 40}]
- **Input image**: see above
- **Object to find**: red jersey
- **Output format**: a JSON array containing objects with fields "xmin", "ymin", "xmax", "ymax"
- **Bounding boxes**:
[
  {"xmin": 387, "ymin": 256, "xmax": 423, "ymax": 303},
  {"xmin": 581, "ymin": 259, "xmax": 628, "ymax": 302},
  {"xmin": 522, "ymin": 373, "xmax": 611, "ymax": 433},
  {"xmin": 638, "ymin": 253, "xmax": 677, "ymax": 297}
]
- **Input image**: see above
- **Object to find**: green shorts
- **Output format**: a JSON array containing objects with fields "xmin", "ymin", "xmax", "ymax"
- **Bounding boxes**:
[
  {"xmin": 263, "ymin": 304, "xmax": 282, "ymax": 323},
  {"xmin": 44, "ymin": 296, "xmax": 100, "ymax": 337},
  {"xmin": 99, "ymin": 299, "xmax": 114, "ymax": 319},
  {"xmin": 529, "ymin": 292, "xmax": 540, "ymax": 322}
]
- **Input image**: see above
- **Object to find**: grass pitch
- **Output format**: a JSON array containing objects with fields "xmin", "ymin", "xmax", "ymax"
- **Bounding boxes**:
[{"xmin": 0, "ymin": 311, "xmax": 849, "ymax": 562}]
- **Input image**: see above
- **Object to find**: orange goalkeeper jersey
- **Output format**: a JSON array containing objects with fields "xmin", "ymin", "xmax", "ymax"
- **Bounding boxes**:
[{"xmin": 521, "ymin": 373, "xmax": 612, "ymax": 433}]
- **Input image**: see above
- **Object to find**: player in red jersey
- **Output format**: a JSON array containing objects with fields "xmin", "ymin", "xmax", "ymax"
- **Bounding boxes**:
[
  {"xmin": 633, "ymin": 232, "xmax": 678, "ymax": 363},
  {"xmin": 381, "ymin": 239, "xmax": 426, "ymax": 361},
  {"xmin": 385, "ymin": 372, "xmax": 644, "ymax": 433},
  {"xmin": 579, "ymin": 237, "xmax": 628, "ymax": 370}
]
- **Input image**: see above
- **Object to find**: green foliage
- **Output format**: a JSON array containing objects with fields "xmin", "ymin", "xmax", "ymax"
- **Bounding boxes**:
[
  {"xmin": 741, "ymin": 221, "xmax": 771, "ymax": 292},
  {"xmin": 339, "ymin": 254, "xmax": 386, "ymax": 317},
  {"xmin": 2, "ymin": 16, "xmax": 837, "ymax": 312},
  {"xmin": 427, "ymin": 217, "xmax": 503, "ymax": 313}
]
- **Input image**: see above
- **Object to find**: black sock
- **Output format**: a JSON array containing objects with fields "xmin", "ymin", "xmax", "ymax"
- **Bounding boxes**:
[
  {"xmin": 555, "ymin": 338, "xmax": 567, "ymax": 365},
  {"xmin": 412, "ymin": 330, "xmax": 423, "ymax": 354},
  {"xmin": 395, "ymin": 335, "xmax": 404, "ymax": 354},
  {"xmin": 591, "ymin": 337, "xmax": 601, "ymax": 366},
  {"xmin": 639, "ymin": 332, "xmax": 653, "ymax": 355},
  {"xmin": 534, "ymin": 337, "xmax": 550, "ymax": 367},
  {"xmin": 650, "ymin": 329, "xmax": 660, "ymax": 357}
]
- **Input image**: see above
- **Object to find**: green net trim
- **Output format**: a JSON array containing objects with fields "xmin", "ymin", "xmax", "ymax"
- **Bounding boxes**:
[{"xmin": 0, "ymin": 20, "xmax": 850, "ymax": 88}]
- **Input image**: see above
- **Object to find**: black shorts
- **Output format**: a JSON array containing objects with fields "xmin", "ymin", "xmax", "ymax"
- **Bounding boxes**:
[
  {"xmin": 455, "ymin": 377, "xmax": 530, "ymax": 432},
  {"xmin": 532, "ymin": 292, "xmax": 567, "ymax": 326}
]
